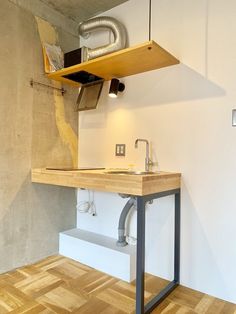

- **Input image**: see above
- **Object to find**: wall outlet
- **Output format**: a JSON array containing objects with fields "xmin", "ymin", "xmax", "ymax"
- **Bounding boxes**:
[{"xmin": 115, "ymin": 144, "xmax": 126, "ymax": 156}]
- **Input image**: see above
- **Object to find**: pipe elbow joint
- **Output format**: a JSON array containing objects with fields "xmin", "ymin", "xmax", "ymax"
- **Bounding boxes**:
[{"xmin": 78, "ymin": 16, "xmax": 127, "ymax": 60}]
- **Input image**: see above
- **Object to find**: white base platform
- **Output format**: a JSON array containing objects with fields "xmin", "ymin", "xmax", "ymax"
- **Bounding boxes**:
[{"xmin": 59, "ymin": 228, "xmax": 136, "ymax": 282}]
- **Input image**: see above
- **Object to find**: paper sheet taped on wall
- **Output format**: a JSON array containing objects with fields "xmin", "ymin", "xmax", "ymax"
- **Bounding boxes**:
[{"xmin": 43, "ymin": 43, "xmax": 64, "ymax": 73}]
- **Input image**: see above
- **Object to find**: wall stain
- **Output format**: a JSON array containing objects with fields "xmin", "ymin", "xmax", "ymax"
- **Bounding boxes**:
[
  {"xmin": 53, "ymin": 81, "xmax": 78, "ymax": 167},
  {"xmin": 35, "ymin": 17, "xmax": 78, "ymax": 167}
]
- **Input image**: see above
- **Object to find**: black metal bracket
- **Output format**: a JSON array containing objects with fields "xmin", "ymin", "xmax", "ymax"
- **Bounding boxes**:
[
  {"xmin": 135, "ymin": 188, "xmax": 181, "ymax": 314},
  {"xmin": 30, "ymin": 79, "xmax": 66, "ymax": 95}
]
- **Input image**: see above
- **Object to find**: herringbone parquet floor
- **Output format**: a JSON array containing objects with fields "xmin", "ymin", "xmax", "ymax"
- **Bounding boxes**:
[{"xmin": 0, "ymin": 255, "xmax": 235, "ymax": 313}]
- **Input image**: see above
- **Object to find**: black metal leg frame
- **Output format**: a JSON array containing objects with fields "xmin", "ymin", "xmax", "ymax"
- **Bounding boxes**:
[{"xmin": 135, "ymin": 189, "xmax": 181, "ymax": 314}]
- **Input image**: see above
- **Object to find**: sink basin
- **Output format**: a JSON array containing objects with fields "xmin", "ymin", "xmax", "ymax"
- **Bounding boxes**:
[{"xmin": 104, "ymin": 170, "xmax": 156, "ymax": 175}]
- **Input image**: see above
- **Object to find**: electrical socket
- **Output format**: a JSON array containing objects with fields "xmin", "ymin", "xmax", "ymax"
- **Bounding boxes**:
[{"xmin": 115, "ymin": 144, "xmax": 126, "ymax": 156}]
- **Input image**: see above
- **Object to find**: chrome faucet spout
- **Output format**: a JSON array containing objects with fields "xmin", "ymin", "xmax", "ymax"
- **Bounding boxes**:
[
  {"xmin": 134, "ymin": 138, "xmax": 153, "ymax": 172},
  {"xmin": 135, "ymin": 138, "xmax": 148, "ymax": 148}
]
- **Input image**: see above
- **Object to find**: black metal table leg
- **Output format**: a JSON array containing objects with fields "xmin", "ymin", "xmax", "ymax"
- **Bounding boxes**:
[
  {"xmin": 174, "ymin": 191, "xmax": 181, "ymax": 283},
  {"xmin": 136, "ymin": 196, "xmax": 146, "ymax": 314},
  {"xmin": 135, "ymin": 189, "xmax": 181, "ymax": 314}
]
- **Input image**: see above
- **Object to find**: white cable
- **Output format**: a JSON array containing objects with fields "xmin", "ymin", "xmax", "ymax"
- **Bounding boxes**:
[
  {"xmin": 77, "ymin": 190, "xmax": 97, "ymax": 215},
  {"xmin": 89, "ymin": 201, "xmax": 97, "ymax": 216},
  {"xmin": 76, "ymin": 201, "xmax": 90, "ymax": 213},
  {"xmin": 88, "ymin": 191, "xmax": 97, "ymax": 216}
]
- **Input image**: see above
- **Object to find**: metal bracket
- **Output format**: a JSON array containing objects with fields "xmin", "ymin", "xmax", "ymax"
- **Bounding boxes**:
[{"xmin": 30, "ymin": 79, "xmax": 66, "ymax": 95}]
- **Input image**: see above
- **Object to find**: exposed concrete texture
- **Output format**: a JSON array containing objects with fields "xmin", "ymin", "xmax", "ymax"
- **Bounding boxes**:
[
  {"xmin": 8, "ymin": 0, "xmax": 78, "ymax": 36},
  {"xmin": 0, "ymin": 0, "xmax": 78, "ymax": 273},
  {"xmin": 8, "ymin": 0, "xmax": 129, "ymax": 36},
  {"xmin": 40, "ymin": 0, "xmax": 129, "ymax": 23}
]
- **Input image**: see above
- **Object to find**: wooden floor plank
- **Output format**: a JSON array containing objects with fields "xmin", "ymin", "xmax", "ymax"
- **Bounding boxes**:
[
  {"xmin": 9, "ymin": 301, "xmax": 53, "ymax": 313},
  {"xmin": 168, "ymin": 285, "xmax": 204, "ymax": 309},
  {"xmin": 37, "ymin": 286, "xmax": 87, "ymax": 313},
  {"xmin": 194, "ymin": 295, "xmax": 215, "ymax": 313},
  {"xmin": 17, "ymin": 266, "xmax": 42, "ymax": 278},
  {"xmin": 3, "ymin": 271, "xmax": 27, "ymax": 286},
  {"xmin": 47, "ymin": 262, "xmax": 87, "ymax": 282},
  {"xmin": 33, "ymin": 256, "xmax": 66, "ymax": 272},
  {"xmin": 96, "ymin": 288, "xmax": 135, "ymax": 313},
  {"xmin": 15, "ymin": 272, "xmax": 63, "ymax": 299},
  {"xmin": 100, "ymin": 306, "xmax": 126, "ymax": 314},
  {"xmin": 145, "ymin": 275, "xmax": 170, "ymax": 295},
  {"xmin": 151, "ymin": 299, "xmax": 176, "ymax": 314},
  {"xmin": 0, "ymin": 281, "xmax": 32, "ymax": 313},
  {"xmin": 0, "ymin": 255, "xmax": 234, "ymax": 314},
  {"xmin": 71, "ymin": 297, "xmax": 109, "ymax": 314}
]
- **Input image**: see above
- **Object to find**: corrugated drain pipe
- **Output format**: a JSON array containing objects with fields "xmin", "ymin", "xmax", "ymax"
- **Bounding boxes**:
[
  {"xmin": 78, "ymin": 16, "xmax": 127, "ymax": 60},
  {"xmin": 117, "ymin": 195, "xmax": 136, "ymax": 247}
]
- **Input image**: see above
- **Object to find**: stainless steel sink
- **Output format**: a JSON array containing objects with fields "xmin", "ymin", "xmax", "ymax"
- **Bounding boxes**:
[
  {"xmin": 104, "ymin": 170, "xmax": 156, "ymax": 175},
  {"xmin": 132, "ymin": 171, "xmax": 155, "ymax": 175}
]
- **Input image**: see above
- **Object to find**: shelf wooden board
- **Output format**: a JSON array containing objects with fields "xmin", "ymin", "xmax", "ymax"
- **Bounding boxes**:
[
  {"xmin": 32, "ymin": 168, "xmax": 181, "ymax": 196},
  {"xmin": 47, "ymin": 40, "xmax": 180, "ymax": 86}
]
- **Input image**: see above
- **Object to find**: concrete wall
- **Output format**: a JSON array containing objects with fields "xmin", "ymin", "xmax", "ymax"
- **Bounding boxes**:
[
  {"xmin": 8, "ymin": 0, "xmax": 78, "ymax": 36},
  {"xmin": 78, "ymin": 0, "xmax": 236, "ymax": 304},
  {"xmin": 0, "ymin": 0, "xmax": 78, "ymax": 272}
]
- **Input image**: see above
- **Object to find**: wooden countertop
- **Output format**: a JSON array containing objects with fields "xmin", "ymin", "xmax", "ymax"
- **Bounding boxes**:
[{"xmin": 31, "ymin": 168, "xmax": 181, "ymax": 196}]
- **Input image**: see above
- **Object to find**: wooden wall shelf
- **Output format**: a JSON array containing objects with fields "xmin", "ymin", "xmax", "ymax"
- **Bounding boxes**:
[{"xmin": 47, "ymin": 40, "xmax": 179, "ymax": 86}]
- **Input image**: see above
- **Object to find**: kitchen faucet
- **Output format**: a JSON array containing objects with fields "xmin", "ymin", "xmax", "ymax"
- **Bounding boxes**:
[{"xmin": 135, "ymin": 138, "xmax": 153, "ymax": 172}]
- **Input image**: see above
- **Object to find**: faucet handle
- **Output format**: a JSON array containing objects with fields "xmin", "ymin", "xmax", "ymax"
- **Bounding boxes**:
[
  {"xmin": 151, "ymin": 161, "xmax": 158, "ymax": 166},
  {"xmin": 147, "ymin": 158, "xmax": 153, "ymax": 166},
  {"xmin": 146, "ymin": 158, "xmax": 154, "ymax": 168}
]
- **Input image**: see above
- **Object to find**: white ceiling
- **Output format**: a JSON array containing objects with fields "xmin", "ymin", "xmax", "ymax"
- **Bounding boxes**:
[{"xmin": 40, "ymin": 0, "xmax": 129, "ymax": 23}]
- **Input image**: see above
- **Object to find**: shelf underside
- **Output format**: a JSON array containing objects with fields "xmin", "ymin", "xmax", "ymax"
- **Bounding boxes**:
[{"xmin": 47, "ymin": 40, "xmax": 179, "ymax": 86}]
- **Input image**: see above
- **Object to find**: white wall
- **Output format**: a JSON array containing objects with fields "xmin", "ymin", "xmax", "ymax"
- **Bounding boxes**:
[{"xmin": 78, "ymin": 0, "xmax": 236, "ymax": 303}]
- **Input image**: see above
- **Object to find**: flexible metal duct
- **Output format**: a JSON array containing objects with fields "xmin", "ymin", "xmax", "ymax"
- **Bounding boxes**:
[{"xmin": 78, "ymin": 16, "xmax": 127, "ymax": 60}]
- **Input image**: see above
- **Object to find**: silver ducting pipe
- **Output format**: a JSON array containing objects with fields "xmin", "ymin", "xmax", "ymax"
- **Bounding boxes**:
[{"xmin": 78, "ymin": 16, "xmax": 127, "ymax": 60}]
